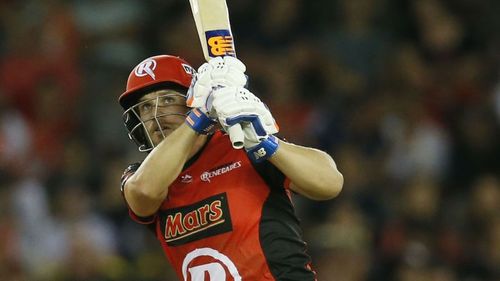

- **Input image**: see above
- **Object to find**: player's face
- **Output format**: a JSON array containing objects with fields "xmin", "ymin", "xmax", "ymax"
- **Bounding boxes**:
[{"xmin": 137, "ymin": 89, "xmax": 188, "ymax": 146}]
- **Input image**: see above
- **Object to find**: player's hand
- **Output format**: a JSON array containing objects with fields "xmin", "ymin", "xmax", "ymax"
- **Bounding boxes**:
[
  {"xmin": 212, "ymin": 86, "xmax": 278, "ymax": 136},
  {"xmin": 211, "ymin": 86, "xmax": 280, "ymax": 160},
  {"xmin": 186, "ymin": 56, "xmax": 247, "ymax": 109},
  {"xmin": 241, "ymin": 125, "xmax": 279, "ymax": 163}
]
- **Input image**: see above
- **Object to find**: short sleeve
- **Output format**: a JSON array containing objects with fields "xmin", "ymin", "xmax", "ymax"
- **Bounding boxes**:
[
  {"xmin": 120, "ymin": 162, "xmax": 157, "ymax": 224},
  {"xmin": 120, "ymin": 162, "xmax": 141, "ymax": 192},
  {"xmin": 250, "ymin": 160, "xmax": 289, "ymax": 191}
]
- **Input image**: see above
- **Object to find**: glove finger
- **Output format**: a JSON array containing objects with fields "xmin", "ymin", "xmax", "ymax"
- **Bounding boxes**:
[
  {"xmin": 211, "ymin": 86, "xmax": 234, "ymax": 98},
  {"xmin": 266, "ymin": 114, "xmax": 279, "ymax": 133},
  {"xmin": 264, "ymin": 116, "xmax": 279, "ymax": 134},
  {"xmin": 216, "ymin": 97, "xmax": 264, "ymax": 120},
  {"xmin": 205, "ymin": 92, "xmax": 217, "ymax": 117},
  {"xmin": 242, "ymin": 123, "xmax": 261, "ymax": 143},
  {"xmin": 251, "ymin": 106, "xmax": 274, "ymax": 125},
  {"xmin": 235, "ymin": 88, "xmax": 261, "ymax": 103},
  {"xmin": 186, "ymin": 83, "xmax": 196, "ymax": 107},
  {"xmin": 187, "ymin": 63, "xmax": 213, "ymax": 107},
  {"xmin": 227, "ymin": 123, "xmax": 245, "ymax": 149},
  {"xmin": 225, "ymin": 115, "xmax": 265, "ymax": 137},
  {"xmin": 188, "ymin": 83, "xmax": 211, "ymax": 108},
  {"xmin": 268, "ymin": 124, "xmax": 279, "ymax": 135},
  {"xmin": 263, "ymin": 122, "xmax": 278, "ymax": 135},
  {"xmin": 224, "ymin": 56, "xmax": 246, "ymax": 72},
  {"xmin": 212, "ymin": 90, "xmax": 237, "ymax": 111},
  {"xmin": 248, "ymin": 117, "xmax": 268, "ymax": 137},
  {"xmin": 217, "ymin": 103, "xmax": 249, "ymax": 117},
  {"xmin": 263, "ymin": 120, "xmax": 279, "ymax": 135},
  {"xmin": 197, "ymin": 67, "xmax": 213, "ymax": 85},
  {"xmin": 224, "ymin": 70, "xmax": 247, "ymax": 87},
  {"xmin": 225, "ymin": 115, "xmax": 258, "ymax": 126},
  {"xmin": 247, "ymin": 106, "xmax": 278, "ymax": 135},
  {"xmin": 210, "ymin": 58, "xmax": 228, "ymax": 82},
  {"xmin": 207, "ymin": 56, "xmax": 224, "ymax": 68},
  {"xmin": 197, "ymin": 62, "xmax": 212, "ymax": 75}
]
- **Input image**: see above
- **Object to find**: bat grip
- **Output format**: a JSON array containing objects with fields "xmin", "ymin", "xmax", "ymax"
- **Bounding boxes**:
[{"xmin": 227, "ymin": 123, "xmax": 244, "ymax": 149}]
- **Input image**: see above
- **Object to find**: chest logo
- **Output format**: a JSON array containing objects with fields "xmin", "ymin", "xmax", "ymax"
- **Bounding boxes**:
[
  {"xmin": 182, "ymin": 247, "xmax": 241, "ymax": 281},
  {"xmin": 201, "ymin": 161, "xmax": 242, "ymax": 182},
  {"xmin": 161, "ymin": 193, "xmax": 232, "ymax": 246}
]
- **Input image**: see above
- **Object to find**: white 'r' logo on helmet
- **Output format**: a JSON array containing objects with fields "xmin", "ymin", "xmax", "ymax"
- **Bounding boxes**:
[{"xmin": 135, "ymin": 59, "xmax": 157, "ymax": 80}]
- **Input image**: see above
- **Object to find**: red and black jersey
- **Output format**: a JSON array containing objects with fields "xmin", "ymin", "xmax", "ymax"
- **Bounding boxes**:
[{"xmin": 121, "ymin": 131, "xmax": 316, "ymax": 281}]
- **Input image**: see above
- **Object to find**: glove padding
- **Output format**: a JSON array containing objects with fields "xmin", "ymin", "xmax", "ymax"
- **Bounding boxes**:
[
  {"xmin": 212, "ymin": 86, "xmax": 279, "ymax": 150},
  {"xmin": 186, "ymin": 56, "xmax": 247, "ymax": 109}
]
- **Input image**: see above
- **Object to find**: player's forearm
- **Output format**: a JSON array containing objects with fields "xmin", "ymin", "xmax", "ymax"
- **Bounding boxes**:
[
  {"xmin": 269, "ymin": 140, "xmax": 343, "ymax": 200},
  {"xmin": 124, "ymin": 123, "xmax": 198, "ymax": 216}
]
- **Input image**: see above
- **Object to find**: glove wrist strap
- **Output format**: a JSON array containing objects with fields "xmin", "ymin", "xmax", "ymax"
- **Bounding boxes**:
[
  {"xmin": 185, "ymin": 108, "xmax": 216, "ymax": 134},
  {"xmin": 246, "ymin": 135, "xmax": 279, "ymax": 163}
]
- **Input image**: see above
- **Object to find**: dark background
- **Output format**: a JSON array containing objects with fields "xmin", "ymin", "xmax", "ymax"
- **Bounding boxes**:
[{"xmin": 0, "ymin": 0, "xmax": 499, "ymax": 280}]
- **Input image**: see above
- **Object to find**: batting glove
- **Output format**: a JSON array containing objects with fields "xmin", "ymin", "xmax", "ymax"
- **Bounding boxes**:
[
  {"xmin": 186, "ymin": 56, "xmax": 247, "ymax": 109},
  {"xmin": 241, "ymin": 125, "xmax": 280, "ymax": 163},
  {"xmin": 211, "ymin": 86, "xmax": 280, "ymax": 162}
]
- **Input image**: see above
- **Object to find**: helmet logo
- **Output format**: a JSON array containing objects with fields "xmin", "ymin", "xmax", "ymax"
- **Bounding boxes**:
[{"xmin": 135, "ymin": 59, "xmax": 157, "ymax": 80}]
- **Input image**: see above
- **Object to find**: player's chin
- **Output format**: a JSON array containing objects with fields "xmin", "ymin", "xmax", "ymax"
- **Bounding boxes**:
[
  {"xmin": 152, "ymin": 128, "xmax": 175, "ymax": 144},
  {"xmin": 152, "ymin": 132, "xmax": 167, "ymax": 144}
]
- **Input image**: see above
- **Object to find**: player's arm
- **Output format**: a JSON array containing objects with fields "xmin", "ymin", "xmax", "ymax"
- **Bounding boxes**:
[
  {"xmin": 269, "ymin": 141, "xmax": 343, "ymax": 200},
  {"xmin": 211, "ymin": 85, "xmax": 343, "ymax": 201},
  {"xmin": 124, "ymin": 60, "xmax": 221, "ymax": 217},
  {"xmin": 123, "ymin": 123, "xmax": 200, "ymax": 217}
]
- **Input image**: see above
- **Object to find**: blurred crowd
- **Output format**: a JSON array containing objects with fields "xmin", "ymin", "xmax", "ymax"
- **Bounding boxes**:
[{"xmin": 0, "ymin": 0, "xmax": 499, "ymax": 280}]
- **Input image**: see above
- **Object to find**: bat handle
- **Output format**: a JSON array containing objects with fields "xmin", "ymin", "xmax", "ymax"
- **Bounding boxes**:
[{"xmin": 227, "ymin": 123, "xmax": 244, "ymax": 149}]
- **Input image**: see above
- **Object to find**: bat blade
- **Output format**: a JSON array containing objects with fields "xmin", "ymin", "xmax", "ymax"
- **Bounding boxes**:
[
  {"xmin": 189, "ymin": 0, "xmax": 244, "ymax": 149},
  {"xmin": 189, "ymin": 0, "xmax": 236, "ymax": 61}
]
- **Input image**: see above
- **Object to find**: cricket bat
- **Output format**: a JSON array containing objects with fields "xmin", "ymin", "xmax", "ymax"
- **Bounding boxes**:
[{"xmin": 188, "ymin": 0, "xmax": 245, "ymax": 149}]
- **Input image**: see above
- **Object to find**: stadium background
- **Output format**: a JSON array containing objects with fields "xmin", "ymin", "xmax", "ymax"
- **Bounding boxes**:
[{"xmin": 0, "ymin": 0, "xmax": 499, "ymax": 280}]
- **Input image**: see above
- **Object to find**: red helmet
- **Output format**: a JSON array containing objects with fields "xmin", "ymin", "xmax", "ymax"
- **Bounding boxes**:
[{"xmin": 119, "ymin": 55, "xmax": 195, "ymax": 109}]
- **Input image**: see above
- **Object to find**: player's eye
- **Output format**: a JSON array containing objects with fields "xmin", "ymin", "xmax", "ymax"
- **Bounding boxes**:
[
  {"xmin": 159, "ymin": 95, "xmax": 177, "ymax": 105},
  {"xmin": 139, "ymin": 102, "xmax": 153, "ymax": 113}
]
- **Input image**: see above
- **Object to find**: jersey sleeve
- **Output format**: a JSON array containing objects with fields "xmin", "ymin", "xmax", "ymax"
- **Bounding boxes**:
[
  {"xmin": 120, "ymin": 162, "xmax": 141, "ymax": 192},
  {"xmin": 251, "ymin": 155, "xmax": 315, "ymax": 279},
  {"xmin": 250, "ymin": 160, "xmax": 290, "ymax": 191},
  {"xmin": 120, "ymin": 162, "xmax": 157, "ymax": 225}
]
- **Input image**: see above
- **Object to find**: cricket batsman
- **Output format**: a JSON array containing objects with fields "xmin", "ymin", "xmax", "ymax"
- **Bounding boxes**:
[{"xmin": 119, "ymin": 54, "xmax": 343, "ymax": 280}]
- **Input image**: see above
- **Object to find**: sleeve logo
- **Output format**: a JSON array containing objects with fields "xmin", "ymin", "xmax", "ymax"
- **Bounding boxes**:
[{"xmin": 205, "ymin": 30, "xmax": 236, "ymax": 58}]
